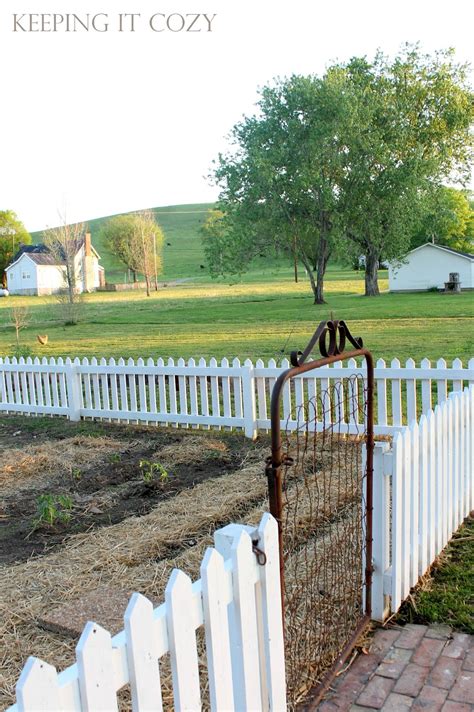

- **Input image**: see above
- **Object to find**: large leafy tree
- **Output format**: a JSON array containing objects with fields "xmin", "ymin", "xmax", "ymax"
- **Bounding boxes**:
[
  {"xmin": 209, "ymin": 73, "xmax": 349, "ymax": 303},
  {"xmin": 0, "ymin": 211, "xmax": 31, "ymax": 286},
  {"xmin": 336, "ymin": 47, "xmax": 474, "ymax": 295}
]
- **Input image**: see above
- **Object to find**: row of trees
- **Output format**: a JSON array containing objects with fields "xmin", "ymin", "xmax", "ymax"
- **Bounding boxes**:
[{"xmin": 202, "ymin": 46, "xmax": 474, "ymax": 301}]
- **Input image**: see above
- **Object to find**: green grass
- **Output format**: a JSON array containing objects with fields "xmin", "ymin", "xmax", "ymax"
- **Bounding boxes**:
[
  {"xmin": 33, "ymin": 203, "xmax": 216, "ymax": 283},
  {"xmin": 396, "ymin": 517, "xmax": 474, "ymax": 633},
  {"xmin": 0, "ymin": 263, "xmax": 472, "ymax": 363}
]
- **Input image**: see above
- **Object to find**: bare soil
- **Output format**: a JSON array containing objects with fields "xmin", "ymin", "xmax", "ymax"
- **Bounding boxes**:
[{"xmin": 0, "ymin": 416, "xmax": 258, "ymax": 565}]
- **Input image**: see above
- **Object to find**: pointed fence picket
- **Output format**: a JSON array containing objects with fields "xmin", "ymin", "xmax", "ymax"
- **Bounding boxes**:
[
  {"xmin": 371, "ymin": 384, "xmax": 474, "ymax": 621},
  {"xmin": 8, "ymin": 514, "xmax": 286, "ymax": 712},
  {"xmin": 0, "ymin": 355, "xmax": 472, "ymax": 437}
]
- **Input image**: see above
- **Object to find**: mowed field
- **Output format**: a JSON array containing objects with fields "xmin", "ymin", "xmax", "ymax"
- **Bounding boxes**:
[{"xmin": 0, "ymin": 267, "xmax": 473, "ymax": 364}]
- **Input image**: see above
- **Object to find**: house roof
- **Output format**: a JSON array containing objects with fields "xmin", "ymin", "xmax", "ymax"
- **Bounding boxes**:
[
  {"xmin": 7, "ymin": 238, "xmax": 100, "ymax": 271},
  {"xmin": 10, "ymin": 245, "xmax": 60, "ymax": 266},
  {"xmin": 411, "ymin": 243, "xmax": 474, "ymax": 261}
]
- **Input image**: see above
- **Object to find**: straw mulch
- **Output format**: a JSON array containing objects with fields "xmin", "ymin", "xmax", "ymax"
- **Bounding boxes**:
[
  {"xmin": 0, "ymin": 436, "xmax": 126, "ymax": 494},
  {"xmin": 153, "ymin": 436, "xmax": 230, "ymax": 468}
]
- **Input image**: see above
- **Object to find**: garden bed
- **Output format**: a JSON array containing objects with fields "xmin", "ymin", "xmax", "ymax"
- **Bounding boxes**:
[
  {"xmin": 0, "ymin": 415, "xmax": 365, "ymax": 709},
  {"xmin": 0, "ymin": 417, "xmax": 255, "ymax": 566}
]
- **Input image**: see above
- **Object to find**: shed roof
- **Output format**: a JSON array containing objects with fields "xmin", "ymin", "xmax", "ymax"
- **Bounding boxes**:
[{"xmin": 411, "ymin": 243, "xmax": 474, "ymax": 261}]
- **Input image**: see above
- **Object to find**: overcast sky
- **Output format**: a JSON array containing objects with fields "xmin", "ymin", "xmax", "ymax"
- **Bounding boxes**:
[{"xmin": 1, "ymin": 0, "xmax": 473, "ymax": 232}]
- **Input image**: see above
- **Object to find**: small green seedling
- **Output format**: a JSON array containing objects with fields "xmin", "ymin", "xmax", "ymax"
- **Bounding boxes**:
[
  {"xmin": 34, "ymin": 494, "xmax": 73, "ymax": 528},
  {"xmin": 71, "ymin": 468, "xmax": 82, "ymax": 481},
  {"xmin": 139, "ymin": 460, "xmax": 169, "ymax": 484},
  {"xmin": 108, "ymin": 453, "xmax": 122, "ymax": 464}
]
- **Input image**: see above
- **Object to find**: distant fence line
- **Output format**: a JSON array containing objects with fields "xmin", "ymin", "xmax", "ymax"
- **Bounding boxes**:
[{"xmin": 0, "ymin": 355, "xmax": 473, "ymax": 437}]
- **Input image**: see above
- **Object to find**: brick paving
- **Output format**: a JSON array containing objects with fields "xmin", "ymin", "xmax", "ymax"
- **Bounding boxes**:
[{"xmin": 318, "ymin": 625, "xmax": 474, "ymax": 711}]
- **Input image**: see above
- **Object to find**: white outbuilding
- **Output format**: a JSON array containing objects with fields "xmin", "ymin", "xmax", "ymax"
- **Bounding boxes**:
[
  {"xmin": 388, "ymin": 243, "xmax": 474, "ymax": 292},
  {"xmin": 6, "ymin": 233, "xmax": 105, "ymax": 296}
]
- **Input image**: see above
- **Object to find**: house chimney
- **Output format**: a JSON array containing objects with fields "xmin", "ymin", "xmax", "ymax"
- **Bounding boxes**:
[{"xmin": 85, "ymin": 232, "xmax": 92, "ymax": 256}]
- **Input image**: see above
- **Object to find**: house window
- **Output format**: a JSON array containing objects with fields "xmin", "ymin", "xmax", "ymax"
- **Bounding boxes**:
[{"xmin": 22, "ymin": 272, "xmax": 31, "ymax": 279}]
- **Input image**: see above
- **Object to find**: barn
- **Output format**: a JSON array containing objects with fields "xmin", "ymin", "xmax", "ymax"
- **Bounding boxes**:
[
  {"xmin": 388, "ymin": 243, "xmax": 474, "ymax": 292},
  {"xmin": 6, "ymin": 233, "xmax": 105, "ymax": 296}
]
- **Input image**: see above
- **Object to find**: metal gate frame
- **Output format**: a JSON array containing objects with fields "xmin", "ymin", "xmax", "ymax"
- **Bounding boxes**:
[{"xmin": 265, "ymin": 319, "xmax": 375, "ymax": 708}]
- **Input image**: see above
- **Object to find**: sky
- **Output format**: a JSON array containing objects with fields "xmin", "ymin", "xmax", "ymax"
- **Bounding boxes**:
[{"xmin": 1, "ymin": 0, "xmax": 473, "ymax": 232}]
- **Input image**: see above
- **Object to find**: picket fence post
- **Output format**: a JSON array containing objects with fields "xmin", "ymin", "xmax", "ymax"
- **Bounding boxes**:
[
  {"xmin": 65, "ymin": 359, "xmax": 81, "ymax": 421},
  {"xmin": 242, "ymin": 359, "xmax": 258, "ymax": 439},
  {"xmin": 214, "ymin": 515, "xmax": 286, "ymax": 711},
  {"xmin": 371, "ymin": 442, "xmax": 392, "ymax": 621}
]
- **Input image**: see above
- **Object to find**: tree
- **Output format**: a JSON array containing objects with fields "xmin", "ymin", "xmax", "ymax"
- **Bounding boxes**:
[
  {"xmin": 209, "ymin": 73, "xmax": 349, "ymax": 303},
  {"xmin": 9, "ymin": 305, "xmax": 30, "ymax": 347},
  {"xmin": 411, "ymin": 187, "xmax": 474, "ymax": 252},
  {"xmin": 0, "ymin": 211, "xmax": 31, "ymax": 286},
  {"xmin": 100, "ymin": 214, "xmax": 139, "ymax": 283},
  {"xmin": 43, "ymin": 219, "xmax": 86, "ymax": 324},
  {"xmin": 101, "ymin": 211, "xmax": 163, "ymax": 296},
  {"xmin": 336, "ymin": 47, "xmax": 474, "ymax": 295}
]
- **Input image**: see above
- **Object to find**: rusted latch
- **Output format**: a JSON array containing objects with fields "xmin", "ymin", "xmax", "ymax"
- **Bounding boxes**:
[
  {"xmin": 265, "ymin": 454, "xmax": 294, "ymax": 477},
  {"xmin": 252, "ymin": 540, "xmax": 267, "ymax": 565}
]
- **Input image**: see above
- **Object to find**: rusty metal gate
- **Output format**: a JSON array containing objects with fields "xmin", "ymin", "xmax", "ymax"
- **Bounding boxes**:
[{"xmin": 266, "ymin": 320, "xmax": 374, "ymax": 709}]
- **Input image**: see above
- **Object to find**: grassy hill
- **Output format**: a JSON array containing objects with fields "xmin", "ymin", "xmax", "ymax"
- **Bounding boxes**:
[{"xmin": 32, "ymin": 203, "xmax": 216, "ymax": 283}]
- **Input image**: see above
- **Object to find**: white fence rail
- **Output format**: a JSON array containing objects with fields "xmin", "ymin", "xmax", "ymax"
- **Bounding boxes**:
[
  {"xmin": 371, "ymin": 385, "xmax": 474, "ymax": 621},
  {"xmin": 1, "ymin": 355, "xmax": 473, "ymax": 437},
  {"xmin": 7, "ymin": 514, "xmax": 286, "ymax": 712}
]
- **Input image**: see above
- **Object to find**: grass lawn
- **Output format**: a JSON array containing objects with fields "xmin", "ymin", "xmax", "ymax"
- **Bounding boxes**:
[
  {"xmin": 396, "ymin": 516, "xmax": 474, "ymax": 633},
  {"xmin": 0, "ymin": 264, "xmax": 473, "ymax": 363}
]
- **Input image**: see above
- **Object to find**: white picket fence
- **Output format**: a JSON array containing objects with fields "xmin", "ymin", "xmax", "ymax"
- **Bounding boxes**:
[
  {"xmin": 371, "ymin": 384, "xmax": 474, "ymax": 621},
  {"xmin": 7, "ymin": 514, "xmax": 286, "ymax": 712},
  {"xmin": 1, "ymin": 355, "xmax": 473, "ymax": 437}
]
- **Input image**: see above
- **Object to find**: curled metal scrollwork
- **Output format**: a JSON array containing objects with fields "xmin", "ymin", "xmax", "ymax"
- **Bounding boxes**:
[{"xmin": 290, "ymin": 319, "xmax": 363, "ymax": 367}]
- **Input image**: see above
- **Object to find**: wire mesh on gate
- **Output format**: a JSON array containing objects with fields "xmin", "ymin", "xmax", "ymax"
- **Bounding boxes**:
[
  {"xmin": 266, "ymin": 320, "xmax": 374, "ymax": 710},
  {"xmin": 280, "ymin": 374, "xmax": 369, "ymax": 707}
]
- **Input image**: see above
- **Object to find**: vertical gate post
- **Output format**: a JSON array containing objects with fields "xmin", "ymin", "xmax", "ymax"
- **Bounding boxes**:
[{"xmin": 371, "ymin": 441, "xmax": 392, "ymax": 621}]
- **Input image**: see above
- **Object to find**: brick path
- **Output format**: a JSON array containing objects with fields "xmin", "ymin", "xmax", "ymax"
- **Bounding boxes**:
[{"xmin": 318, "ymin": 624, "xmax": 474, "ymax": 711}]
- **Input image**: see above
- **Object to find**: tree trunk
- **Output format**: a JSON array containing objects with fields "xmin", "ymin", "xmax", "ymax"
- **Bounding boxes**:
[
  {"xmin": 132, "ymin": 270, "xmax": 137, "ymax": 283},
  {"xmin": 364, "ymin": 251, "xmax": 380, "ymax": 296},
  {"xmin": 67, "ymin": 264, "xmax": 75, "ymax": 305},
  {"xmin": 293, "ymin": 235, "xmax": 298, "ymax": 283},
  {"xmin": 315, "ymin": 236, "xmax": 330, "ymax": 304},
  {"xmin": 145, "ymin": 276, "xmax": 150, "ymax": 297},
  {"xmin": 300, "ymin": 251, "xmax": 319, "ymax": 303}
]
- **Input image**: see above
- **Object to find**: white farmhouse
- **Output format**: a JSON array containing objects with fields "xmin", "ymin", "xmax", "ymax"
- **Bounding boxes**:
[
  {"xmin": 388, "ymin": 243, "xmax": 474, "ymax": 292},
  {"xmin": 6, "ymin": 233, "xmax": 105, "ymax": 296}
]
